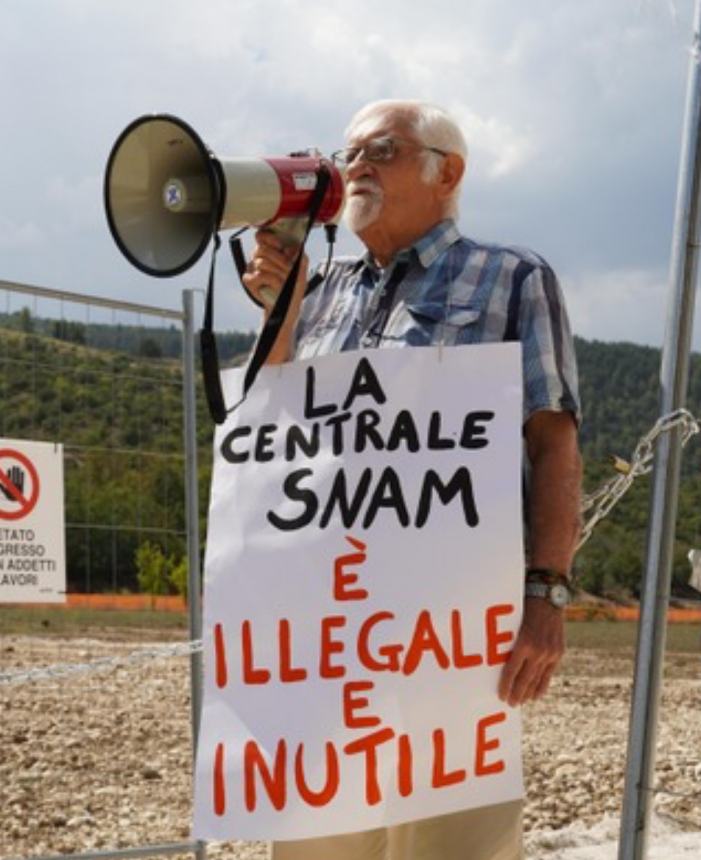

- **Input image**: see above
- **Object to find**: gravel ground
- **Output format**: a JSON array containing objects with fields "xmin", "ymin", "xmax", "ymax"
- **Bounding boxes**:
[{"xmin": 1, "ymin": 635, "xmax": 699, "ymax": 860}]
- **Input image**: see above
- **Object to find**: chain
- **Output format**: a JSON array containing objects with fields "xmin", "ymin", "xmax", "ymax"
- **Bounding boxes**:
[
  {"xmin": 2, "ymin": 409, "xmax": 698, "ymax": 687},
  {"xmin": 0, "ymin": 639, "xmax": 204, "ymax": 686},
  {"xmin": 577, "ymin": 408, "xmax": 701, "ymax": 550}
]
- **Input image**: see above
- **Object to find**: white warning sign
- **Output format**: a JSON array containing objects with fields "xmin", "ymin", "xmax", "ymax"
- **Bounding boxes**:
[{"xmin": 0, "ymin": 438, "xmax": 66, "ymax": 603}]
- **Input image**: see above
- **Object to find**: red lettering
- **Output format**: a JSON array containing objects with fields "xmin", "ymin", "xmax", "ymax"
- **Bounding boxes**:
[
  {"xmin": 397, "ymin": 733, "xmax": 413, "ymax": 797},
  {"xmin": 213, "ymin": 742, "xmax": 226, "ymax": 816},
  {"xmin": 319, "ymin": 615, "xmax": 347, "ymax": 679},
  {"xmin": 280, "ymin": 619, "xmax": 307, "ymax": 683},
  {"xmin": 403, "ymin": 610, "xmax": 450, "ymax": 675},
  {"xmin": 475, "ymin": 712, "xmax": 506, "ymax": 776},
  {"xmin": 450, "ymin": 610, "xmax": 483, "ymax": 669},
  {"xmin": 244, "ymin": 739, "xmax": 287, "ymax": 811},
  {"xmin": 214, "ymin": 622, "xmax": 228, "ymax": 688},
  {"xmin": 357, "ymin": 611, "xmax": 402, "ymax": 671},
  {"xmin": 486, "ymin": 605, "xmax": 515, "ymax": 665},
  {"xmin": 334, "ymin": 536, "xmax": 369, "ymax": 601},
  {"xmin": 344, "ymin": 727, "xmax": 395, "ymax": 805},
  {"xmin": 241, "ymin": 620, "xmax": 271, "ymax": 684},
  {"xmin": 294, "ymin": 742, "xmax": 340, "ymax": 807},
  {"xmin": 431, "ymin": 728, "xmax": 467, "ymax": 787},
  {"xmin": 343, "ymin": 680, "xmax": 380, "ymax": 729}
]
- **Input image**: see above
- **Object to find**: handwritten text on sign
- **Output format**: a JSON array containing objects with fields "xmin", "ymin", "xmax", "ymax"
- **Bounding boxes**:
[{"xmin": 194, "ymin": 344, "xmax": 525, "ymax": 841}]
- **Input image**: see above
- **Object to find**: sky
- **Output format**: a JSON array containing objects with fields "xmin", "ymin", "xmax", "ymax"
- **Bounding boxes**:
[{"xmin": 2, "ymin": 0, "xmax": 701, "ymax": 349}]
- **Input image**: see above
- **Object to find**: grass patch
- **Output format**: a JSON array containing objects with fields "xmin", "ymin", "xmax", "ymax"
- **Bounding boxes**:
[
  {"xmin": 0, "ymin": 605, "xmax": 189, "ymax": 638},
  {"xmin": 565, "ymin": 619, "xmax": 701, "ymax": 653},
  {"xmin": 1, "ymin": 608, "xmax": 699, "ymax": 652}
]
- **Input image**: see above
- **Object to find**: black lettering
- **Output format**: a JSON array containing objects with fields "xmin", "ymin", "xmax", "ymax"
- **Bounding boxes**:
[
  {"xmin": 304, "ymin": 366, "xmax": 337, "ymax": 418},
  {"xmin": 415, "ymin": 468, "xmax": 479, "ymax": 528},
  {"xmin": 363, "ymin": 467, "xmax": 410, "ymax": 528},
  {"xmin": 460, "ymin": 412, "xmax": 495, "ymax": 449},
  {"xmin": 285, "ymin": 423, "xmax": 320, "ymax": 461},
  {"xmin": 255, "ymin": 424, "xmax": 278, "ymax": 462},
  {"xmin": 427, "ymin": 411, "xmax": 455, "ymax": 449},
  {"xmin": 342, "ymin": 357, "xmax": 387, "ymax": 411},
  {"xmin": 386, "ymin": 410, "xmax": 420, "ymax": 453},
  {"xmin": 354, "ymin": 410, "xmax": 385, "ymax": 453},
  {"xmin": 325, "ymin": 412, "xmax": 352, "ymax": 456},
  {"xmin": 221, "ymin": 426, "xmax": 252, "ymax": 463},
  {"xmin": 320, "ymin": 468, "xmax": 373, "ymax": 528},
  {"xmin": 267, "ymin": 469, "xmax": 318, "ymax": 531}
]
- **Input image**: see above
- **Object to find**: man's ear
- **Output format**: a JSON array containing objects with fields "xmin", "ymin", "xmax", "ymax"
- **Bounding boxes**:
[{"xmin": 437, "ymin": 153, "xmax": 465, "ymax": 199}]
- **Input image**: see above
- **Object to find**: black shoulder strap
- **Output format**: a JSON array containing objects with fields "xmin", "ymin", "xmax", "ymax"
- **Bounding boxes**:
[
  {"xmin": 200, "ymin": 166, "xmax": 332, "ymax": 425},
  {"xmin": 242, "ymin": 167, "xmax": 331, "ymax": 397}
]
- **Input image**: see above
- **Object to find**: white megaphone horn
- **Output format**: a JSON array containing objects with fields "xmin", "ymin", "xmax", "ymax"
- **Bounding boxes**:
[{"xmin": 104, "ymin": 114, "xmax": 345, "ymax": 287}]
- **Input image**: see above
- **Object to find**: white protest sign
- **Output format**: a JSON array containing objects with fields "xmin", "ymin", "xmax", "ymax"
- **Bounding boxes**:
[
  {"xmin": 0, "ymin": 438, "xmax": 66, "ymax": 603},
  {"xmin": 194, "ymin": 343, "xmax": 524, "ymax": 841}
]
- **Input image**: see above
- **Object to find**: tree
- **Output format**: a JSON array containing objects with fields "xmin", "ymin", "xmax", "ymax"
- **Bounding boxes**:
[
  {"xmin": 168, "ymin": 556, "xmax": 188, "ymax": 598},
  {"xmin": 135, "ymin": 542, "xmax": 171, "ymax": 606}
]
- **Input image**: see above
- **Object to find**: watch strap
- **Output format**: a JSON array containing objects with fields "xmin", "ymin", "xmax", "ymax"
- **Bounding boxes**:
[{"xmin": 526, "ymin": 567, "xmax": 570, "ymax": 586}]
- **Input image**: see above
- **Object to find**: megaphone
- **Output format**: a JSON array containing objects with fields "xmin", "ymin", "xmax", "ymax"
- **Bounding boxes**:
[{"xmin": 104, "ymin": 113, "xmax": 344, "ymax": 281}]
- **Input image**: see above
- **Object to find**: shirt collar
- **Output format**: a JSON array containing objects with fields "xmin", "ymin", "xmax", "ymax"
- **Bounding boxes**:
[{"xmin": 352, "ymin": 219, "xmax": 461, "ymax": 276}]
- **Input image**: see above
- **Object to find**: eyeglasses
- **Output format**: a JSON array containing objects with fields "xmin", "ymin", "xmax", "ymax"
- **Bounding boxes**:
[{"xmin": 331, "ymin": 136, "xmax": 448, "ymax": 167}]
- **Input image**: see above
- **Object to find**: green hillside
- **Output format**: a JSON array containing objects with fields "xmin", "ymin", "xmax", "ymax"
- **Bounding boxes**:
[{"xmin": 1, "ymin": 314, "xmax": 700, "ymax": 598}]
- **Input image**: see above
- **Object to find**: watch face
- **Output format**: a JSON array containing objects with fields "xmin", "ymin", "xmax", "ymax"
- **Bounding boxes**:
[{"xmin": 550, "ymin": 584, "xmax": 570, "ymax": 608}]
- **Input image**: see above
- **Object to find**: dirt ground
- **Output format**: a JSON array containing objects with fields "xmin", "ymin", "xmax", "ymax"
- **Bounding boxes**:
[{"xmin": 1, "ymin": 635, "xmax": 699, "ymax": 860}]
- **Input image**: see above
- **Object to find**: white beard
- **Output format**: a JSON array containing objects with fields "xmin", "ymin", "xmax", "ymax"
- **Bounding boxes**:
[{"xmin": 343, "ymin": 180, "xmax": 384, "ymax": 233}]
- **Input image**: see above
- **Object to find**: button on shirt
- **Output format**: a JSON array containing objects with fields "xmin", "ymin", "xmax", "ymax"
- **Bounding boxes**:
[{"xmin": 293, "ymin": 219, "xmax": 580, "ymax": 425}]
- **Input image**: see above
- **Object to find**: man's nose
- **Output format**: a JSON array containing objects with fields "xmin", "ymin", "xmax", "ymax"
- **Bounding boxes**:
[{"xmin": 345, "ymin": 155, "xmax": 373, "ymax": 181}]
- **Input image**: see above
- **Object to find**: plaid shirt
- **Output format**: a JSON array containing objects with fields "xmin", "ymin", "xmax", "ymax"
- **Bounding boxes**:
[{"xmin": 293, "ymin": 219, "xmax": 580, "ymax": 425}]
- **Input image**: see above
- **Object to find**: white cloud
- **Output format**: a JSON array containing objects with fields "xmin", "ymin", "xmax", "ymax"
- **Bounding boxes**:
[
  {"xmin": 564, "ymin": 267, "xmax": 671, "ymax": 346},
  {"xmin": 0, "ymin": 0, "xmax": 698, "ymax": 346},
  {"xmin": 0, "ymin": 217, "xmax": 44, "ymax": 250}
]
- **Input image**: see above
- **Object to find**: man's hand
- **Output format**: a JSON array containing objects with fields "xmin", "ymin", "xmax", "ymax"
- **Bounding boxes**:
[
  {"xmin": 497, "ymin": 597, "xmax": 565, "ymax": 706},
  {"xmin": 497, "ymin": 409, "xmax": 581, "ymax": 707},
  {"xmin": 241, "ymin": 230, "xmax": 308, "ymax": 311},
  {"xmin": 241, "ymin": 230, "xmax": 309, "ymax": 365}
]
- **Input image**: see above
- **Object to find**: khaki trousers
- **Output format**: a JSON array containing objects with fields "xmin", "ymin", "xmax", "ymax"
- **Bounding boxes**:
[{"xmin": 271, "ymin": 800, "xmax": 523, "ymax": 860}]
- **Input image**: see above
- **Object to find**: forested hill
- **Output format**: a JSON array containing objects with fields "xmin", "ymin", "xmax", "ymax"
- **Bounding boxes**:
[
  {"xmin": 1, "ymin": 309, "xmax": 700, "ymax": 597},
  {"xmin": 575, "ymin": 336, "xmax": 701, "ymax": 475}
]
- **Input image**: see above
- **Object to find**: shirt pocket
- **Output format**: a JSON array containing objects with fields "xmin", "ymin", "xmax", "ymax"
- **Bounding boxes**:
[{"xmin": 402, "ymin": 300, "xmax": 482, "ymax": 346}]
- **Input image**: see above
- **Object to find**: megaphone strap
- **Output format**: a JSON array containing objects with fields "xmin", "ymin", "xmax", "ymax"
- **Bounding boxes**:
[
  {"xmin": 200, "ymin": 166, "xmax": 332, "ymax": 425},
  {"xmin": 229, "ymin": 232, "xmax": 328, "ymax": 308},
  {"xmin": 200, "ymin": 234, "xmax": 229, "ymax": 425},
  {"xmin": 242, "ymin": 167, "xmax": 332, "ymax": 397}
]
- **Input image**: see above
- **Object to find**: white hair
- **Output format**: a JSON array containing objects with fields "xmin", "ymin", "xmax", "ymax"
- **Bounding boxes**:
[{"xmin": 345, "ymin": 100, "xmax": 468, "ymax": 216}]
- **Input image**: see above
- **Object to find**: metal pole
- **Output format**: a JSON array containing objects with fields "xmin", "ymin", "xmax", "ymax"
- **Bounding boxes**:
[
  {"xmin": 618, "ymin": 5, "xmax": 701, "ymax": 858},
  {"xmin": 182, "ymin": 289, "xmax": 207, "ymax": 860}
]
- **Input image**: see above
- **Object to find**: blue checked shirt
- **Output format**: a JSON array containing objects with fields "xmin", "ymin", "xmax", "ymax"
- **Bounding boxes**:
[{"xmin": 293, "ymin": 219, "xmax": 580, "ymax": 425}]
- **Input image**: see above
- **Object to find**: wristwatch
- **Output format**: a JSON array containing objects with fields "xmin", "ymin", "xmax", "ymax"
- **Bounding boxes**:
[{"xmin": 524, "ymin": 568, "xmax": 573, "ymax": 609}]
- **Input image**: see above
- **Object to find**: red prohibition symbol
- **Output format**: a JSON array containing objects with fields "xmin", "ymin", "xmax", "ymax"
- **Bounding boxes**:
[{"xmin": 0, "ymin": 448, "xmax": 40, "ymax": 521}]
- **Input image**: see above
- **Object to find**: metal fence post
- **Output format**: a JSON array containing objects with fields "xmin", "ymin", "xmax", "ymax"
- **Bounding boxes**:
[
  {"xmin": 182, "ymin": 289, "xmax": 207, "ymax": 860},
  {"xmin": 618, "ymin": 3, "xmax": 701, "ymax": 858}
]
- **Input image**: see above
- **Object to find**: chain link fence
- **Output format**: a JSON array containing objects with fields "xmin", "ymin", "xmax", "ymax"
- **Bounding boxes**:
[
  {"xmin": 0, "ymin": 280, "xmax": 208, "ymax": 860},
  {"xmin": 0, "ymin": 281, "xmax": 208, "ymax": 596}
]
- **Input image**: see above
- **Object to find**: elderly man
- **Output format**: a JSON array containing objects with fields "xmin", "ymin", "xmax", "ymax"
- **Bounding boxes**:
[{"xmin": 243, "ymin": 99, "xmax": 581, "ymax": 860}]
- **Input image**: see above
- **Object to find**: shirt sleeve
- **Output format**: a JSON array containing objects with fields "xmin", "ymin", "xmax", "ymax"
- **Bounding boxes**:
[{"xmin": 517, "ymin": 264, "xmax": 581, "ymax": 425}]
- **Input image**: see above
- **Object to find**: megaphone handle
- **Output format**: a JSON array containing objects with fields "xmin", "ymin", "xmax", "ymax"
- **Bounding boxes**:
[
  {"xmin": 231, "ymin": 219, "xmax": 313, "ymax": 309},
  {"xmin": 242, "ymin": 167, "xmax": 332, "ymax": 398},
  {"xmin": 258, "ymin": 220, "xmax": 309, "ymax": 305}
]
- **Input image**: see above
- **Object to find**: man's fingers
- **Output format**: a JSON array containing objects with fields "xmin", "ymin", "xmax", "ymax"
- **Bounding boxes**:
[
  {"xmin": 532, "ymin": 663, "xmax": 556, "ymax": 700},
  {"xmin": 497, "ymin": 646, "xmax": 527, "ymax": 704},
  {"xmin": 498, "ymin": 598, "xmax": 566, "ymax": 705}
]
